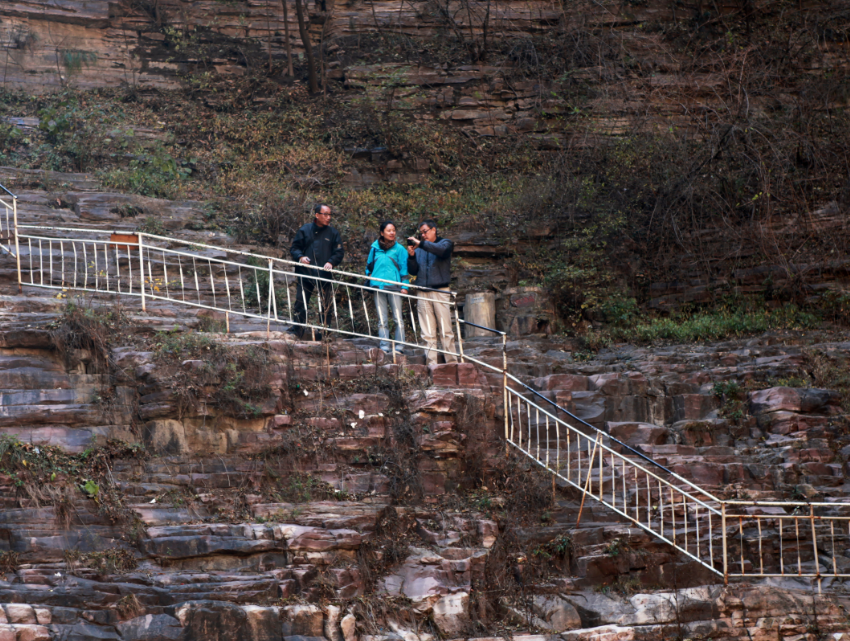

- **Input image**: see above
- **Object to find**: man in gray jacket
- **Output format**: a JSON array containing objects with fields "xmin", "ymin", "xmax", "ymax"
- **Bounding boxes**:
[{"xmin": 407, "ymin": 219, "xmax": 457, "ymax": 365}]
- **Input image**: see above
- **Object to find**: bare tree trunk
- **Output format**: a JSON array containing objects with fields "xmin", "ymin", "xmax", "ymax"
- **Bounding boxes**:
[
  {"xmin": 281, "ymin": 0, "xmax": 294, "ymax": 76},
  {"xmin": 294, "ymin": 0, "xmax": 319, "ymax": 93}
]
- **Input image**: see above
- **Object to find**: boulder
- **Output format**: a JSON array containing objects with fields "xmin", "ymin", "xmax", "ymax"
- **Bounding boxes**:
[{"xmin": 749, "ymin": 387, "xmax": 801, "ymax": 414}]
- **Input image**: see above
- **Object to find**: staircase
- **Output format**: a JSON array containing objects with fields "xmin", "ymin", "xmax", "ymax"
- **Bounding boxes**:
[{"xmin": 3, "ymin": 182, "xmax": 849, "ymax": 588}]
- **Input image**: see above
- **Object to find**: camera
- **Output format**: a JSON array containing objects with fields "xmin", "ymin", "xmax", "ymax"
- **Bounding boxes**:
[{"xmin": 407, "ymin": 237, "xmax": 416, "ymax": 246}]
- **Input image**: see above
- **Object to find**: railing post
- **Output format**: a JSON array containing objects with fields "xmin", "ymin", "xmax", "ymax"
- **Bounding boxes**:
[
  {"xmin": 267, "ymin": 258, "xmax": 274, "ymax": 339},
  {"xmin": 721, "ymin": 502, "xmax": 728, "ymax": 585},
  {"xmin": 138, "ymin": 232, "xmax": 146, "ymax": 312},
  {"xmin": 453, "ymin": 292, "xmax": 464, "ymax": 363},
  {"xmin": 810, "ymin": 504, "xmax": 820, "ymax": 582},
  {"xmin": 503, "ymin": 332, "xmax": 509, "ymax": 455},
  {"xmin": 13, "ymin": 196, "xmax": 21, "ymax": 294}
]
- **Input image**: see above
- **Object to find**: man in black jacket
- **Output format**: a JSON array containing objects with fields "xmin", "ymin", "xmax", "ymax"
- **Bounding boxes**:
[
  {"xmin": 407, "ymin": 219, "xmax": 457, "ymax": 365},
  {"xmin": 288, "ymin": 204, "xmax": 344, "ymax": 339}
]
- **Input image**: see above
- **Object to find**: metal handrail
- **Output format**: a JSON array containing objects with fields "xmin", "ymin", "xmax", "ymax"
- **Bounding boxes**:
[{"xmin": 6, "ymin": 194, "xmax": 850, "ymax": 586}]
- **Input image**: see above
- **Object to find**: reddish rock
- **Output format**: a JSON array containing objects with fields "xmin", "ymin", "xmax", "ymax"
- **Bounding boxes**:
[
  {"xmin": 589, "ymin": 373, "xmax": 629, "ymax": 396},
  {"xmin": 429, "ymin": 363, "xmax": 458, "ymax": 387},
  {"xmin": 749, "ymin": 387, "xmax": 802, "ymax": 414},
  {"xmin": 607, "ymin": 422, "xmax": 668, "ymax": 447},
  {"xmin": 530, "ymin": 374, "xmax": 589, "ymax": 392}
]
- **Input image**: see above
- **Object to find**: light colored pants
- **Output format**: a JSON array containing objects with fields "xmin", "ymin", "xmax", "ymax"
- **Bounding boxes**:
[
  {"xmin": 417, "ymin": 288, "xmax": 457, "ymax": 365},
  {"xmin": 374, "ymin": 290, "xmax": 405, "ymax": 353}
]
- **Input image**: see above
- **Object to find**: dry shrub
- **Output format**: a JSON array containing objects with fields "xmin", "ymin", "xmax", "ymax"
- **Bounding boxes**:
[
  {"xmin": 50, "ymin": 300, "xmax": 124, "ymax": 373},
  {"xmin": 356, "ymin": 507, "xmax": 416, "ymax": 593}
]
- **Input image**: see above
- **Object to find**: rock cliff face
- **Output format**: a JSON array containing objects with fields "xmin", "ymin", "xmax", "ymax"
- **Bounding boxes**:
[{"xmin": 0, "ymin": 175, "xmax": 850, "ymax": 639}]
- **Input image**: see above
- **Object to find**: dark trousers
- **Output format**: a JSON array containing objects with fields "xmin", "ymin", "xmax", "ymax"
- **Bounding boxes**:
[{"xmin": 292, "ymin": 273, "xmax": 333, "ymax": 331}]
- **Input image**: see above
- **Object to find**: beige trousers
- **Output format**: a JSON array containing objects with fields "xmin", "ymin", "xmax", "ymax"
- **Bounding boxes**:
[{"xmin": 417, "ymin": 288, "xmax": 458, "ymax": 365}]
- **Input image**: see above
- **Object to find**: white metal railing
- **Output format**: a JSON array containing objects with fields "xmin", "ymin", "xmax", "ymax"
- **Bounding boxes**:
[
  {"xmin": 4, "ymin": 181, "xmax": 850, "ymax": 587},
  {"xmin": 15, "ymin": 223, "xmax": 463, "ymax": 362}
]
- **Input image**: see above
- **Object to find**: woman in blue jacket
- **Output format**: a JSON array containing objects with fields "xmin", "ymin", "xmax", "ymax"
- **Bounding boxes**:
[{"xmin": 365, "ymin": 221, "xmax": 409, "ymax": 353}]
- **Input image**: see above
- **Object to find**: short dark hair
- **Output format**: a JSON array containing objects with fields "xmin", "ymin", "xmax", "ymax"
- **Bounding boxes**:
[
  {"xmin": 419, "ymin": 219, "xmax": 437, "ymax": 231},
  {"xmin": 313, "ymin": 203, "xmax": 330, "ymax": 215}
]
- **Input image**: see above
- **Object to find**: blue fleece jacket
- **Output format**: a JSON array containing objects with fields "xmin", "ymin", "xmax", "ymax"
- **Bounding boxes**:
[{"xmin": 365, "ymin": 240, "xmax": 410, "ymax": 290}]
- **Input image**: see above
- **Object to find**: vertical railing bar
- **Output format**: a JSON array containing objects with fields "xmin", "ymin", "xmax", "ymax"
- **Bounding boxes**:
[
  {"xmin": 208, "ymin": 259, "xmax": 217, "ymax": 308},
  {"xmin": 408, "ymin": 296, "xmax": 417, "ymax": 338},
  {"xmin": 779, "ymin": 518, "xmax": 784, "ymax": 576},
  {"xmin": 598, "ymin": 440, "xmax": 603, "ymax": 501},
  {"xmin": 162, "ymin": 250, "xmax": 169, "ymax": 299},
  {"xmin": 516, "ymin": 397, "xmax": 523, "ymax": 451},
  {"xmin": 342, "ymin": 287, "xmax": 352, "ymax": 335},
  {"xmin": 126, "ymin": 242, "xmax": 133, "ymax": 295},
  {"xmin": 286, "ymin": 273, "xmax": 294, "ymax": 321},
  {"xmin": 535, "ymin": 407, "xmax": 540, "ymax": 461},
  {"xmin": 757, "ymin": 518, "xmax": 763, "ymax": 576},
  {"xmin": 114, "ymin": 243, "xmax": 121, "ymax": 293},
  {"xmin": 93, "ymin": 240, "xmax": 98, "ymax": 290},
  {"xmin": 194, "ymin": 257, "xmax": 201, "ymax": 305},
  {"xmin": 695, "ymin": 504, "xmax": 700, "ymax": 559},
  {"xmin": 82, "ymin": 242, "xmax": 87, "ymax": 289},
  {"xmin": 831, "ymin": 521, "xmax": 837, "ymax": 576},
  {"xmin": 796, "ymin": 517, "xmax": 802, "ymax": 575},
  {"xmin": 178, "ymin": 256, "xmax": 185, "ymax": 301},
  {"xmin": 361, "ymin": 288, "xmax": 371, "ymax": 335},
  {"xmin": 810, "ymin": 505, "xmax": 820, "ymax": 579},
  {"xmin": 508, "ymin": 391, "xmax": 514, "ymax": 443},
  {"xmin": 684, "ymin": 495, "xmax": 688, "ymax": 552},
  {"xmin": 223, "ymin": 265, "xmax": 231, "ymax": 311},
  {"xmin": 545, "ymin": 414, "xmax": 550, "ymax": 470},
  {"xmin": 621, "ymin": 459, "xmax": 626, "ymax": 522},
  {"xmin": 708, "ymin": 509, "xmax": 714, "ymax": 570},
  {"xmin": 39, "ymin": 239, "xmax": 43, "ymax": 285},
  {"xmin": 659, "ymin": 480, "xmax": 664, "ymax": 539},
  {"xmin": 238, "ymin": 266, "xmax": 245, "ymax": 313},
  {"xmin": 646, "ymin": 473, "xmax": 651, "ymax": 529},
  {"xmin": 721, "ymin": 502, "xmax": 727, "ymax": 583},
  {"xmin": 103, "ymin": 242, "xmax": 109, "ymax": 292},
  {"xmin": 739, "ymin": 516, "xmax": 744, "ymax": 575},
  {"xmin": 12, "ymin": 198, "xmax": 20, "ymax": 292},
  {"xmin": 139, "ymin": 233, "xmax": 146, "ymax": 311},
  {"xmin": 49, "ymin": 240, "xmax": 53, "ymax": 286},
  {"xmin": 611, "ymin": 454, "xmax": 615, "ymax": 511},
  {"xmin": 331, "ymin": 282, "xmax": 340, "ymax": 330},
  {"xmin": 147, "ymin": 246, "xmax": 154, "ymax": 298},
  {"xmin": 60, "ymin": 240, "xmax": 65, "ymax": 287},
  {"xmin": 73, "ymin": 242, "xmax": 78, "ymax": 289},
  {"xmin": 671, "ymin": 487, "xmax": 676, "ymax": 546}
]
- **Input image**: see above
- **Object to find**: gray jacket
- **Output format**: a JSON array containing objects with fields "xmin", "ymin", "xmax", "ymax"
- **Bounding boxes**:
[{"xmin": 407, "ymin": 237, "xmax": 453, "ymax": 289}]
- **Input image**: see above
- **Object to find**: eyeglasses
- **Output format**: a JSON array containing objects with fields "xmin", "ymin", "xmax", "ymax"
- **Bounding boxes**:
[
  {"xmin": 419, "ymin": 227, "xmax": 433, "ymax": 235},
  {"xmin": 317, "ymin": 211, "xmax": 332, "ymax": 216}
]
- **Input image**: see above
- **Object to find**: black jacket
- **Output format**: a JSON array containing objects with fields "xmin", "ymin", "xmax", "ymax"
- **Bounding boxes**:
[
  {"xmin": 408, "ymin": 236, "xmax": 453, "ymax": 289},
  {"xmin": 290, "ymin": 222, "xmax": 345, "ymax": 277}
]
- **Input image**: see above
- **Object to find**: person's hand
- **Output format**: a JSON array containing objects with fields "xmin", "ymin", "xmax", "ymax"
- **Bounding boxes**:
[
  {"xmin": 299, "ymin": 257, "xmax": 311, "ymax": 265},
  {"xmin": 407, "ymin": 236, "xmax": 420, "ymax": 248},
  {"xmin": 401, "ymin": 289, "xmax": 408, "ymax": 295},
  {"xmin": 323, "ymin": 262, "xmax": 333, "ymax": 270}
]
